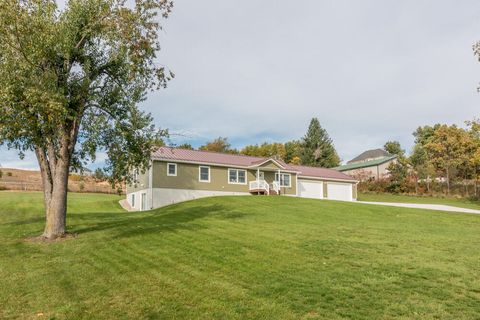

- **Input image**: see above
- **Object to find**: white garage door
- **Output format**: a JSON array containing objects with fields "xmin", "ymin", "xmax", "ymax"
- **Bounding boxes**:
[
  {"xmin": 298, "ymin": 180, "xmax": 323, "ymax": 199},
  {"xmin": 327, "ymin": 183, "xmax": 352, "ymax": 201}
]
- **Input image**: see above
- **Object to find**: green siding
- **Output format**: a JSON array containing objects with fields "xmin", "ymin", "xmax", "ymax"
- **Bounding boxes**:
[
  {"xmin": 126, "ymin": 169, "xmax": 149, "ymax": 193},
  {"xmin": 152, "ymin": 161, "xmax": 297, "ymax": 195},
  {"xmin": 258, "ymin": 161, "xmax": 282, "ymax": 170}
]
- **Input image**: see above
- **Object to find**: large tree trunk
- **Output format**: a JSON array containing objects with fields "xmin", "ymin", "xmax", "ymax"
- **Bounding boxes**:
[
  {"xmin": 35, "ymin": 122, "xmax": 78, "ymax": 239},
  {"xmin": 42, "ymin": 162, "xmax": 69, "ymax": 238}
]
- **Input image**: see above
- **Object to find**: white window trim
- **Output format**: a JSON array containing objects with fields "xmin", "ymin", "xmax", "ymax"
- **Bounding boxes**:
[
  {"xmin": 228, "ymin": 168, "xmax": 247, "ymax": 185},
  {"xmin": 167, "ymin": 163, "xmax": 177, "ymax": 176},
  {"xmin": 199, "ymin": 166, "xmax": 211, "ymax": 183},
  {"xmin": 275, "ymin": 172, "xmax": 292, "ymax": 188}
]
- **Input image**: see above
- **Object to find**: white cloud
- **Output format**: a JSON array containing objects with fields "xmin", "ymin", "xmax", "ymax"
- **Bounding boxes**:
[{"xmin": 2, "ymin": 0, "xmax": 480, "ymax": 168}]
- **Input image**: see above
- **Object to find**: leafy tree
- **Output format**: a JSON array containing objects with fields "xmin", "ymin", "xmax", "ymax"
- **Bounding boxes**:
[
  {"xmin": 176, "ymin": 143, "xmax": 194, "ymax": 150},
  {"xmin": 284, "ymin": 140, "xmax": 302, "ymax": 164},
  {"xmin": 93, "ymin": 168, "xmax": 106, "ymax": 181},
  {"xmin": 467, "ymin": 119, "xmax": 480, "ymax": 196},
  {"xmin": 384, "ymin": 141, "xmax": 405, "ymax": 158},
  {"xmin": 289, "ymin": 156, "xmax": 301, "ymax": 165},
  {"xmin": 423, "ymin": 125, "xmax": 474, "ymax": 195},
  {"xmin": 382, "ymin": 141, "xmax": 409, "ymax": 193},
  {"xmin": 413, "ymin": 125, "xmax": 440, "ymax": 146},
  {"xmin": 410, "ymin": 144, "xmax": 436, "ymax": 194},
  {"xmin": 0, "ymin": 0, "xmax": 173, "ymax": 238},
  {"xmin": 199, "ymin": 137, "xmax": 237, "ymax": 154},
  {"xmin": 240, "ymin": 142, "xmax": 286, "ymax": 159},
  {"xmin": 300, "ymin": 118, "xmax": 340, "ymax": 168}
]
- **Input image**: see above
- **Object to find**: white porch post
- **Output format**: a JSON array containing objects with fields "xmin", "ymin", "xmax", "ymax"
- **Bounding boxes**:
[
  {"xmin": 257, "ymin": 168, "xmax": 260, "ymax": 195},
  {"xmin": 277, "ymin": 169, "xmax": 281, "ymax": 195}
]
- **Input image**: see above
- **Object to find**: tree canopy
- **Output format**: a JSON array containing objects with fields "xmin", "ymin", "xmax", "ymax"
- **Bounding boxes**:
[
  {"xmin": 0, "ymin": 0, "xmax": 173, "ymax": 238},
  {"xmin": 199, "ymin": 137, "xmax": 237, "ymax": 154}
]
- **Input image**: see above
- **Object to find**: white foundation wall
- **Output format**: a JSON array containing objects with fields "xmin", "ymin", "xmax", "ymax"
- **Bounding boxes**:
[
  {"xmin": 126, "ymin": 189, "xmax": 152, "ymax": 211},
  {"xmin": 152, "ymin": 188, "xmax": 251, "ymax": 209}
]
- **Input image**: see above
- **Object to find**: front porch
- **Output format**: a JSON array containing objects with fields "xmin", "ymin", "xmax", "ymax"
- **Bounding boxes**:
[
  {"xmin": 249, "ymin": 179, "xmax": 280, "ymax": 195},
  {"xmin": 247, "ymin": 158, "xmax": 296, "ymax": 196}
]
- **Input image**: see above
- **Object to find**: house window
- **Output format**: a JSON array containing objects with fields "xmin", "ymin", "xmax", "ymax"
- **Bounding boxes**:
[
  {"xmin": 228, "ymin": 169, "xmax": 247, "ymax": 184},
  {"xmin": 133, "ymin": 169, "xmax": 139, "ymax": 182},
  {"xmin": 275, "ymin": 173, "xmax": 291, "ymax": 187},
  {"xmin": 199, "ymin": 166, "xmax": 210, "ymax": 182},
  {"xmin": 131, "ymin": 194, "xmax": 135, "ymax": 207},
  {"xmin": 167, "ymin": 163, "xmax": 177, "ymax": 176}
]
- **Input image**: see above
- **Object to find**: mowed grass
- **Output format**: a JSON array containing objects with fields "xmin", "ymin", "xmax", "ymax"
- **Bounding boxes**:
[
  {"xmin": 1, "ymin": 192, "xmax": 480, "ymax": 319},
  {"xmin": 358, "ymin": 192, "xmax": 480, "ymax": 210}
]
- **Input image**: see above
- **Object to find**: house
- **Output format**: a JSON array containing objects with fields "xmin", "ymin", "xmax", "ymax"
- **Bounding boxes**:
[
  {"xmin": 335, "ymin": 149, "xmax": 397, "ymax": 181},
  {"xmin": 126, "ymin": 147, "xmax": 358, "ymax": 211}
]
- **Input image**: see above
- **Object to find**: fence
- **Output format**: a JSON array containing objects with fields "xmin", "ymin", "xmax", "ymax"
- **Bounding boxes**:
[{"xmin": 0, "ymin": 181, "xmax": 124, "ymax": 195}]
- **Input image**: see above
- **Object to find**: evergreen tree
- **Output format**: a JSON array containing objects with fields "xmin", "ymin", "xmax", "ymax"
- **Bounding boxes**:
[{"xmin": 300, "ymin": 118, "xmax": 340, "ymax": 168}]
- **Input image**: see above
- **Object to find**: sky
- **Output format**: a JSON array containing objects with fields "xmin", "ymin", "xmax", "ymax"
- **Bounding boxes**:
[{"xmin": 2, "ymin": 0, "xmax": 480, "ymax": 169}]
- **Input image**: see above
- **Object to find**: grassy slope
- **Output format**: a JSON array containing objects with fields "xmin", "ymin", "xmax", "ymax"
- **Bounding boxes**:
[
  {"xmin": 358, "ymin": 192, "xmax": 480, "ymax": 210},
  {"xmin": 1, "ymin": 192, "xmax": 480, "ymax": 319}
]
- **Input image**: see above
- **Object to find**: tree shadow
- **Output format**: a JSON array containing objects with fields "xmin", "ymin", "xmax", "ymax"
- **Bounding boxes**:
[
  {"xmin": 71, "ymin": 203, "xmax": 248, "ymax": 239},
  {"xmin": 1, "ymin": 216, "xmax": 44, "ymax": 226}
]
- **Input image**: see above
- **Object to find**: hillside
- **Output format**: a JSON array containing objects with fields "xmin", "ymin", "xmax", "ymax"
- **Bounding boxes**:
[
  {"xmin": 0, "ymin": 168, "xmax": 120, "ymax": 194},
  {"xmin": 1, "ymin": 193, "xmax": 479, "ymax": 319}
]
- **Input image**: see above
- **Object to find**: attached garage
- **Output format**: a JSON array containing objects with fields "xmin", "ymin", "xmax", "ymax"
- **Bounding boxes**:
[
  {"xmin": 291, "ymin": 164, "xmax": 358, "ymax": 202},
  {"xmin": 298, "ymin": 180, "xmax": 323, "ymax": 199},
  {"xmin": 326, "ymin": 182, "xmax": 353, "ymax": 201}
]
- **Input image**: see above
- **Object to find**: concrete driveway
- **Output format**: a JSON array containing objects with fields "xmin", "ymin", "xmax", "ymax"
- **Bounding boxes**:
[{"xmin": 357, "ymin": 201, "xmax": 480, "ymax": 215}]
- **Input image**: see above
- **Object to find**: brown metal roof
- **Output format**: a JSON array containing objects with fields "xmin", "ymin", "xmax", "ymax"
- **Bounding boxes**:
[
  {"xmin": 152, "ymin": 147, "xmax": 357, "ymax": 182},
  {"xmin": 290, "ymin": 165, "xmax": 357, "ymax": 182},
  {"xmin": 152, "ymin": 147, "xmax": 267, "ymax": 167}
]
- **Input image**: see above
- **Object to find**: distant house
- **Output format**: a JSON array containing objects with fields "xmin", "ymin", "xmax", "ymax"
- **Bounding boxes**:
[
  {"xmin": 335, "ymin": 149, "xmax": 397, "ymax": 181},
  {"xmin": 126, "ymin": 147, "xmax": 358, "ymax": 211}
]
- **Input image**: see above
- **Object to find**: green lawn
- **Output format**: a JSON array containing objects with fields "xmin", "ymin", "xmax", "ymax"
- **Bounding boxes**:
[
  {"xmin": 1, "ymin": 192, "xmax": 480, "ymax": 319},
  {"xmin": 358, "ymin": 192, "xmax": 480, "ymax": 210}
]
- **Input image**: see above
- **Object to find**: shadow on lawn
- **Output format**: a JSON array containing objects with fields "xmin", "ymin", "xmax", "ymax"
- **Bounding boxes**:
[
  {"xmin": 72, "ymin": 203, "xmax": 247, "ymax": 238},
  {"xmin": 1, "ymin": 216, "xmax": 44, "ymax": 226}
]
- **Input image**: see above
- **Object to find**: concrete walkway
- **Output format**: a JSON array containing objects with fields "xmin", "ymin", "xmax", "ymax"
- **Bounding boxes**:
[{"xmin": 357, "ymin": 201, "xmax": 480, "ymax": 215}]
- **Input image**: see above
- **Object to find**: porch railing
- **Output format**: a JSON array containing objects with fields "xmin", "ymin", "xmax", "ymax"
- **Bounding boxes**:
[
  {"xmin": 272, "ymin": 181, "xmax": 280, "ymax": 194},
  {"xmin": 249, "ymin": 180, "xmax": 269, "ymax": 193}
]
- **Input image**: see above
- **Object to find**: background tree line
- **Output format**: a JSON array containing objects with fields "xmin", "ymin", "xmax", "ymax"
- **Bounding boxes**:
[
  {"xmin": 172, "ymin": 118, "xmax": 341, "ymax": 168},
  {"xmin": 360, "ymin": 119, "xmax": 480, "ymax": 198}
]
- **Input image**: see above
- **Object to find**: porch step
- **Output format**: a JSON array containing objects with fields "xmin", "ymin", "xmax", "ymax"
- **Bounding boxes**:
[
  {"xmin": 250, "ymin": 189, "xmax": 268, "ymax": 195},
  {"xmin": 249, "ymin": 189, "xmax": 280, "ymax": 196}
]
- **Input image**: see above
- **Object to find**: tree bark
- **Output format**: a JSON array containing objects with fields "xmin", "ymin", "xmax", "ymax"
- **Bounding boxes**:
[
  {"xmin": 42, "ymin": 161, "xmax": 69, "ymax": 238},
  {"xmin": 35, "ymin": 123, "xmax": 77, "ymax": 239}
]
